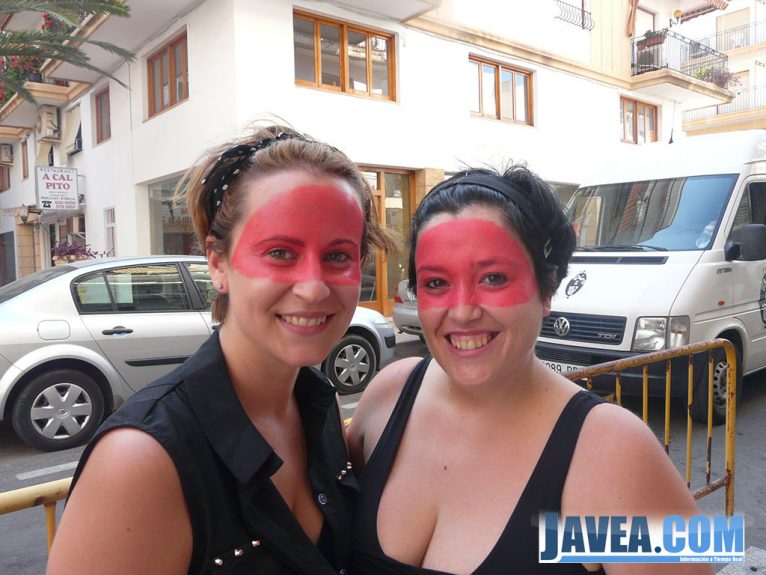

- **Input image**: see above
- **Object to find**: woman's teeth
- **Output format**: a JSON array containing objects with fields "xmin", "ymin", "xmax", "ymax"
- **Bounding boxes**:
[
  {"xmin": 281, "ymin": 315, "xmax": 328, "ymax": 327},
  {"xmin": 449, "ymin": 334, "xmax": 491, "ymax": 350}
]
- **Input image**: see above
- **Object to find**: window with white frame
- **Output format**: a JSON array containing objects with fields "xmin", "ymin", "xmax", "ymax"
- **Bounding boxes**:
[{"xmin": 105, "ymin": 207, "xmax": 116, "ymax": 256}]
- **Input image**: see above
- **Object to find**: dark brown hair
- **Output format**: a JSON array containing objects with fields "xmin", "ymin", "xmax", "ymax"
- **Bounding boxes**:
[{"xmin": 408, "ymin": 165, "xmax": 575, "ymax": 300}]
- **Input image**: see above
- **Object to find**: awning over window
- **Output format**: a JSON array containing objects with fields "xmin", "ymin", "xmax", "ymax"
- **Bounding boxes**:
[
  {"xmin": 61, "ymin": 105, "xmax": 81, "ymax": 154},
  {"xmin": 35, "ymin": 142, "xmax": 52, "ymax": 166}
]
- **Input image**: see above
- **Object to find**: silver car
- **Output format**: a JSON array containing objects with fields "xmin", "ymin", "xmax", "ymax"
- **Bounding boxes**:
[
  {"xmin": 0, "ymin": 256, "xmax": 394, "ymax": 451},
  {"xmin": 392, "ymin": 279, "xmax": 423, "ymax": 341}
]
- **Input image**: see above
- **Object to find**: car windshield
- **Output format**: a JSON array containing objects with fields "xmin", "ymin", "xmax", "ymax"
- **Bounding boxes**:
[
  {"xmin": 0, "ymin": 266, "xmax": 75, "ymax": 304},
  {"xmin": 567, "ymin": 174, "xmax": 738, "ymax": 252}
]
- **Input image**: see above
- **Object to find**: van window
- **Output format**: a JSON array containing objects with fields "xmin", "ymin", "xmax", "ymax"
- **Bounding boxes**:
[
  {"xmin": 727, "ymin": 182, "xmax": 766, "ymax": 258},
  {"xmin": 568, "ymin": 175, "xmax": 737, "ymax": 251}
]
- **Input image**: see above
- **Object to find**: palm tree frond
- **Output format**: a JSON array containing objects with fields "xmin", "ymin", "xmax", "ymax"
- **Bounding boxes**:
[
  {"xmin": 0, "ymin": 1, "xmax": 133, "ymax": 105},
  {"xmin": 81, "ymin": 38, "xmax": 134, "ymax": 61},
  {"xmin": 0, "ymin": 1, "xmax": 130, "ymax": 25}
]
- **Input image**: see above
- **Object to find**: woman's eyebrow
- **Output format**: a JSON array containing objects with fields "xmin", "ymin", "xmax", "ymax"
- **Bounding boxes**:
[
  {"xmin": 329, "ymin": 238, "xmax": 360, "ymax": 248},
  {"xmin": 416, "ymin": 264, "xmax": 447, "ymax": 274},
  {"xmin": 474, "ymin": 257, "xmax": 520, "ymax": 268},
  {"xmin": 254, "ymin": 235, "xmax": 304, "ymax": 247}
]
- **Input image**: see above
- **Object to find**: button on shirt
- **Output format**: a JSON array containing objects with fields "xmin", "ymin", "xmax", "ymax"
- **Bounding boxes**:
[{"xmin": 69, "ymin": 332, "xmax": 358, "ymax": 575}]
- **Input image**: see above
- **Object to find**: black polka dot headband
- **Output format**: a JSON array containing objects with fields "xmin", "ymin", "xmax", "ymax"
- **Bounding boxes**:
[{"xmin": 201, "ymin": 131, "xmax": 305, "ymax": 225}]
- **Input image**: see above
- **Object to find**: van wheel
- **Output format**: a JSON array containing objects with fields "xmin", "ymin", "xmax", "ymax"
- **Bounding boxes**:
[
  {"xmin": 11, "ymin": 369, "xmax": 105, "ymax": 451},
  {"xmin": 690, "ymin": 345, "xmax": 742, "ymax": 425}
]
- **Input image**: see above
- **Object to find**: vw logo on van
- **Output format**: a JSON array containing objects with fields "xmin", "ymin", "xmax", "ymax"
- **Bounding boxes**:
[
  {"xmin": 553, "ymin": 316, "xmax": 571, "ymax": 337},
  {"xmin": 565, "ymin": 271, "xmax": 587, "ymax": 297}
]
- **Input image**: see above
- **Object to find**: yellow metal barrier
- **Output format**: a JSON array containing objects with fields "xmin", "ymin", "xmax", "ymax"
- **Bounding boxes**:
[
  {"xmin": 564, "ymin": 338, "xmax": 737, "ymax": 516},
  {"xmin": 0, "ymin": 477, "xmax": 72, "ymax": 552}
]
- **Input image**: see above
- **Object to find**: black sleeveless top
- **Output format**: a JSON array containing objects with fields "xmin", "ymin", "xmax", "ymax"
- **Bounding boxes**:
[
  {"xmin": 352, "ymin": 357, "xmax": 605, "ymax": 575},
  {"xmin": 70, "ymin": 332, "xmax": 357, "ymax": 575}
]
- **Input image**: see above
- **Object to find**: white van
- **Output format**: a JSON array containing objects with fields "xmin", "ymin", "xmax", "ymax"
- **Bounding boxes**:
[{"xmin": 536, "ymin": 130, "xmax": 766, "ymax": 423}]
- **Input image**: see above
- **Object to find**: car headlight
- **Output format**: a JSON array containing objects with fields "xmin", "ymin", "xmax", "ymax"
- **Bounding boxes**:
[
  {"xmin": 632, "ymin": 316, "xmax": 690, "ymax": 352},
  {"xmin": 632, "ymin": 317, "xmax": 667, "ymax": 351}
]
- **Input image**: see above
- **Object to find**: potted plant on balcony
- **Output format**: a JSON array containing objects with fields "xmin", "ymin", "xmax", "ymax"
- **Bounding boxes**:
[
  {"xmin": 692, "ymin": 66, "xmax": 738, "ymax": 89},
  {"xmin": 52, "ymin": 240, "xmax": 97, "ymax": 265},
  {"xmin": 637, "ymin": 29, "xmax": 667, "ymax": 50}
]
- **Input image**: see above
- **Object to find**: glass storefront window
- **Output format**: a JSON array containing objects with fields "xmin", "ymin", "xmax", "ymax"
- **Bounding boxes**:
[
  {"xmin": 149, "ymin": 178, "xmax": 197, "ymax": 255},
  {"xmin": 384, "ymin": 173, "xmax": 411, "ymax": 300},
  {"xmin": 359, "ymin": 171, "xmax": 380, "ymax": 303}
]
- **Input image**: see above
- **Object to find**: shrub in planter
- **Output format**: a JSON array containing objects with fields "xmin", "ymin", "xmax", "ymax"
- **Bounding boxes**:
[{"xmin": 52, "ymin": 240, "xmax": 97, "ymax": 263}]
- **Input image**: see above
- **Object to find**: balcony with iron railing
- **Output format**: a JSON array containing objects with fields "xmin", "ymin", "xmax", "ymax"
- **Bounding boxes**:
[
  {"xmin": 632, "ymin": 28, "xmax": 729, "ymax": 86},
  {"xmin": 694, "ymin": 19, "xmax": 766, "ymax": 53},
  {"xmin": 554, "ymin": 0, "xmax": 595, "ymax": 30},
  {"xmin": 683, "ymin": 84, "xmax": 766, "ymax": 123}
]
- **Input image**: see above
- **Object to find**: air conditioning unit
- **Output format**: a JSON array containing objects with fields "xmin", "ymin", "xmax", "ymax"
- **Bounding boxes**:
[
  {"xmin": 66, "ymin": 136, "xmax": 83, "ymax": 156},
  {"xmin": 0, "ymin": 144, "xmax": 12, "ymax": 165},
  {"xmin": 35, "ymin": 105, "xmax": 60, "ymax": 142}
]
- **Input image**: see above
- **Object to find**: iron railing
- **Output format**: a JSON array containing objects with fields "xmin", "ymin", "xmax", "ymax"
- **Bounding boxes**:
[
  {"xmin": 695, "ymin": 18, "xmax": 766, "ymax": 52},
  {"xmin": 554, "ymin": 0, "xmax": 595, "ymax": 30},
  {"xmin": 684, "ymin": 84, "xmax": 766, "ymax": 121},
  {"xmin": 632, "ymin": 28, "xmax": 728, "ymax": 86}
]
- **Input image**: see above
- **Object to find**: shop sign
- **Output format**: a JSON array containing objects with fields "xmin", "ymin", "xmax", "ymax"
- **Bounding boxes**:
[{"xmin": 35, "ymin": 166, "xmax": 79, "ymax": 210}]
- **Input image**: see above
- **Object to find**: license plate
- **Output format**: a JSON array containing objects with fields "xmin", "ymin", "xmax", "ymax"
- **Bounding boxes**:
[{"xmin": 542, "ymin": 360, "xmax": 583, "ymax": 374}]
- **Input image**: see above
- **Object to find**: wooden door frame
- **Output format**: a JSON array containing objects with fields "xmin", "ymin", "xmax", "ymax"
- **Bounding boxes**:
[{"xmin": 358, "ymin": 166, "xmax": 415, "ymax": 316}]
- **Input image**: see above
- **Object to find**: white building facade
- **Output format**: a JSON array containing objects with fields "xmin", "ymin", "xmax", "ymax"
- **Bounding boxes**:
[
  {"xmin": 0, "ymin": 0, "xmax": 733, "ymax": 312},
  {"xmin": 678, "ymin": 0, "xmax": 766, "ymax": 134}
]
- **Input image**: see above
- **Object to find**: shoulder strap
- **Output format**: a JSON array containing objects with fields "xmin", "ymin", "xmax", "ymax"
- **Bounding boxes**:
[
  {"xmin": 361, "ymin": 357, "xmax": 431, "ymax": 484},
  {"xmin": 522, "ymin": 391, "xmax": 604, "ymax": 512}
]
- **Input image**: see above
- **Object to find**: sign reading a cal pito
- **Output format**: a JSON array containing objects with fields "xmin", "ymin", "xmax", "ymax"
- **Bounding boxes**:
[{"xmin": 35, "ymin": 166, "xmax": 79, "ymax": 211}]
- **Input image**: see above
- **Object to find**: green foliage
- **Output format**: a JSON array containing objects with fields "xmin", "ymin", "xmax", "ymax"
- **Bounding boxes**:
[
  {"xmin": 692, "ymin": 66, "xmax": 739, "ymax": 89},
  {"xmin": 0, "ymin": 0, "xmax": 134, "ymax": 105}
]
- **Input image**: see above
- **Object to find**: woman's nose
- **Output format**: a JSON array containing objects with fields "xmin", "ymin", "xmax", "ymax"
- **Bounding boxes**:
[
  {"xmin": 290, "ymin": 255, "xmax": 331, "ymax": 301},
  {"xmin": 445, "ymin": 284, "xmax": 482, "ymax": 322},
  {"xmin": 293, "ymin": 278, "xmax": 331, "ymax": 303}
]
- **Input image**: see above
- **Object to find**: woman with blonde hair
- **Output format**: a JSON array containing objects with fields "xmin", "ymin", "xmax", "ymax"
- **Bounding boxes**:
[{"xmin": 49, "ymin": 124, "xmax": 394, "ymax": 575}]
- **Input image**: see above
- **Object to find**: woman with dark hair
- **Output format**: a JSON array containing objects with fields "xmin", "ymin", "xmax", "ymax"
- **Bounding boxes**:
[
  {"xmin": 48, "ymin": 124, "xmax": 395, "ymax": 575},
  {"xmin": 348, "ymin": 166, "xmax": 709, "ymax": 575}
]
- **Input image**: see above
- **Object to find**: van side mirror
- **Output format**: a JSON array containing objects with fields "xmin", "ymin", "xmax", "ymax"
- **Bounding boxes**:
[{"xmin": 725, "ymin": 223, "xmax": 766, "ymax": 261}]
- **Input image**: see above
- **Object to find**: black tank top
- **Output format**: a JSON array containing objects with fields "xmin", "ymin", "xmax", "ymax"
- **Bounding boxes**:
[{"xmin": 352, "ymin": 357, "xmax": 605, "ymax": 575}]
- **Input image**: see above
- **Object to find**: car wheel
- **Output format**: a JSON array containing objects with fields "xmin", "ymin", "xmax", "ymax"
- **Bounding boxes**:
[
  {"xmin": 690, "ymin": 344, "xmax": 742, "ymax": 425},
  {"xmin": 11, "ymin": 369, "xmax": 105, "ymax": 451},
  {"xmin": 324, "ymin": 334, "xmax": 377, "ymax": 395}
]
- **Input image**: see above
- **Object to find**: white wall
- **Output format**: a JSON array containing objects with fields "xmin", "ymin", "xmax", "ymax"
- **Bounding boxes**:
[
  {"xmin": 0, "ymin": 139, "xmax": 35, "ymax": 235},
  {"xmin": 65, "ymin": 0, "xmax": 241, "ymax": 256},
  {"xmin": 425, "ymin": 0, "xmax": 592, "ymax": 63}
]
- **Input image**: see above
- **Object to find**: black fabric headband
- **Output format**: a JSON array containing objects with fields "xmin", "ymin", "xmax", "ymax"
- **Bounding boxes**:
[
  {"xmin": 201, "ymin": 131, "xmax": 305, "ymax": 225},
  {"xmin": 427, "ymin": 172, "xmax": 552, "ymax": 259}
]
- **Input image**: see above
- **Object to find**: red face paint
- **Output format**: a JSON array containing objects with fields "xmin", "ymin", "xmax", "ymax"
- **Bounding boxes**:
[
  {"xmin": 415, "ymin": 218, "xmax": 537, "ymax": 310},
  {"xmin": 231, "ymin": 185, "xmax": 363, "ymax": 285}
]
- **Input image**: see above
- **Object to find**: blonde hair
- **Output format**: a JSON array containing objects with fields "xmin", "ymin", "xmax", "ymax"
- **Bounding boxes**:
[{"xmin": 175, "ymin": 123, "xmax": 397, "ymax": 322}]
